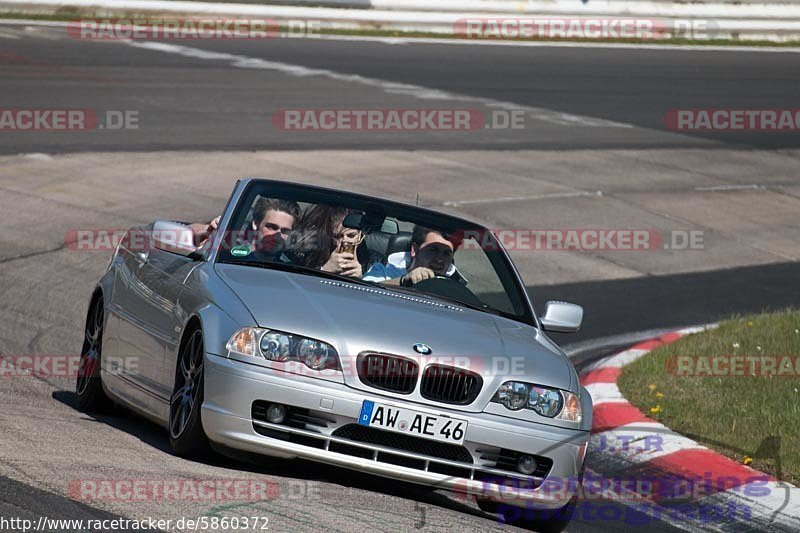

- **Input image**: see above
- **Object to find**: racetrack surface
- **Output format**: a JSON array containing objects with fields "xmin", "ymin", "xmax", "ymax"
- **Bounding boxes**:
[
  {"xmin": 1, "ymin": 22, "xmax": 799, "ymax": 532},
  {"xmin": 2, "ymin": 24, "xmax": 800, "ymax": 152}
]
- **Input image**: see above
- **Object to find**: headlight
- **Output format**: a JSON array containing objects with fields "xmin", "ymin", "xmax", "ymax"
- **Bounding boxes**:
[
  {"xmin": 492, "ymin": 381, "xmax": 582, "ymax": 423},
  {"xmin": 259, "ymin": 331, "xmax": 292, "ymax": 362},
  {"xmin": 495, "ymin": 381, "xmax": 529, "ymax": 410},
  {"xmin": 296, "ymin": 338, "xmax": 338, "ymax": 371},
  {"xmin": 528, "ymin": 385, "xmax": 562, "ymax": 417},
  {"xmin": 226, "ymin": 327, "xmax": 340, "ymax": 371}
]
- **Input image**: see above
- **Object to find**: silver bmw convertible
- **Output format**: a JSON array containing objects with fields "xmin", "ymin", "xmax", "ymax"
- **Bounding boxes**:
[{"xmin": 76, "ymin": 179, "xmax": 592, "ymax": 530}]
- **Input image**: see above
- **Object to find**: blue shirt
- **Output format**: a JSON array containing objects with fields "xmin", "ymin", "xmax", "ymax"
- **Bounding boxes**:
[{"xmin": 362, "ymin": 252, "xmax": 458, "ymax": 282}]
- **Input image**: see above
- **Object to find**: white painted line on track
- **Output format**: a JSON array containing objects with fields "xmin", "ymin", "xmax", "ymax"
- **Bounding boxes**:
[
  {"xmin": 443, "ymin": 190, "xmax": 603, "ymax": 207},
  {"xmin": 125, "ymin": 40, "xmax": 634, "ymax": 129},
  {"xmin": 583, "ymin": 382, "xmax": 627, "ymax": 405},
  {"xmin": 694, "ymin": 184, "xmax": 767, "ymax": 192},
  {"xmin": 21, "ymin": 153, "xmax": 54, "ymax": 161},
  {"xmin": 731, "ymin": 481, "xmax": 800, "ymax": 526},
  {"xmin": 315, "ymin": 34, "xmax": 800, "ymax": 54},
  {"xmin": 563, "ymin": 327, "xmax": 683, "ymax": 359},
  {"xmin": 582, "ymin": 347, "xmax": 651, "ymax": 372}
]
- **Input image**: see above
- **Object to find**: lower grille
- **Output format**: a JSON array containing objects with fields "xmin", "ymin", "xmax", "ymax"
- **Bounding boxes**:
[
  {"xmin": 357, "ymin": 353, "xmax": 418, "ymax": 394},
  {"xmin": 250, "ymin": 403, "xmax": 550, "ymax": 491},
  {"xmin": 251, "ymin": 401, "xmax": 334, "ymax": 431},
  {"xmin": 420, "ymin": 365, "xmax": 482, "ymax": 405},
  {"xmin": 332, "ymin": 424, "xmax": 473, "ymax": 463}
]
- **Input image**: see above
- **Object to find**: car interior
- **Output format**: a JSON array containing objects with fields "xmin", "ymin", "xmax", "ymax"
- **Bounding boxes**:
[{"xmin": 361, "ymin": 229, "xmax": 412, "ymax": 267}]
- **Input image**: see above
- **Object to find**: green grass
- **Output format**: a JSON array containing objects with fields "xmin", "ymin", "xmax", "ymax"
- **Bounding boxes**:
[
  {"xmin": 618, "ymin": 309, "xmax": 800, "ymax": 483},
  {"xmin": 2, "ymin": 10, "xmax": 800, "ymax": 47}
]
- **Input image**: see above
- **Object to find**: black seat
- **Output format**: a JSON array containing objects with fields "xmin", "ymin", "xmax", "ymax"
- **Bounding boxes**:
[
  {"xmin": 387, "ymin": 231, "xmax": 412, "ymax": 256},
  {"xmin": 363, "ymin": 230, "xmax": 412, "ymax": 260},
  {"xmin": 364, "ymin": 231, "xmax": 391, "ymax": 260}
]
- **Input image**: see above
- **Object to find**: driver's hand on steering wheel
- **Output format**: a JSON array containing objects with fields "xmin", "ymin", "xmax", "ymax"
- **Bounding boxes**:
[{"xmin": 400, "ymin": 267, "xmax": 436, "ymax": 287}]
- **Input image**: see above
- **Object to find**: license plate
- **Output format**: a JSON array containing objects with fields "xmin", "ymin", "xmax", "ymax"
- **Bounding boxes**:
[{"xmin": 358, "ymin": 400, "xmax": 468, "ymax": 445}]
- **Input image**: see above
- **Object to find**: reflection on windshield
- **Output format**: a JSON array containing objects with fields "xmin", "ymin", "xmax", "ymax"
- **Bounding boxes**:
[{"xmin": 215, "ymin": 186, "xmax": 530, "ymax": 322}]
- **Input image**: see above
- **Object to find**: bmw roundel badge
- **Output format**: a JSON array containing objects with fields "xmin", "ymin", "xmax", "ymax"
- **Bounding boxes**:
[{"xmin": 413, "ymin": 343, "xmax": 432, "ymax": 355}]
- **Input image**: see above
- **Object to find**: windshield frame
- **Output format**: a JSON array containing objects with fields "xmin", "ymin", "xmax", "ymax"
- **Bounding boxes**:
[{"xmin": 211, "ymin": 179, "xmax": 538, "ymax": 326}]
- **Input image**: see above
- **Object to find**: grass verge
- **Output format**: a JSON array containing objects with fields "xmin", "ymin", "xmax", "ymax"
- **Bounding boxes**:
[{"xmin": 618, "ymin": 309, "xmax": 800, "ymax": 484}]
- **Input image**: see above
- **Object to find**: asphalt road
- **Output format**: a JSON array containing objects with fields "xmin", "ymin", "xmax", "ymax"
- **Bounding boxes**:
[
  {"xmin": 1, "ymin": 21, "xmax": 799, "ymax": 533},
  {"xmin": 1, "ymin": 23, "xmax": 800, "ymax": 152}
]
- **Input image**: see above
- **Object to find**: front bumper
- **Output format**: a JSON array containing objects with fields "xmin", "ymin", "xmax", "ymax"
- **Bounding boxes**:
[{"xmin": 203, "ymin": 353, "xmax": 588, "ymax": 510}]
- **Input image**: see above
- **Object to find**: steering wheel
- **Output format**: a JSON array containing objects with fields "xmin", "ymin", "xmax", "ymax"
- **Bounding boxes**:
[{"xmin": 412, "ymin": 275, "xmax": 485, "ymax": 308}]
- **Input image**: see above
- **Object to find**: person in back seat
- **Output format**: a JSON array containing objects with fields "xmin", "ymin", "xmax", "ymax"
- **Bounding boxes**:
[{"xmin": 362, "ymin": 226, "xmax": 458, "ymax": 286}]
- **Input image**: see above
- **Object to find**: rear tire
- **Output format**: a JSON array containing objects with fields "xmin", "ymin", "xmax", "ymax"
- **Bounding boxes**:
[
  {"xmin": 75, "ymin": 295, "xmax": 111, "ymax": 411},
  {"xmin": 168, "ymin": 327, "xmax": 211, "ymax": 457}
]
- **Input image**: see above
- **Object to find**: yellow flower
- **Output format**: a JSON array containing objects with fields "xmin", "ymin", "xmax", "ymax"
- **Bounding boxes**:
[
  {"xmin": 747, "ymin": 321, "xmax": 754, "ymax": 327},
  {"xmin": 743, "ymin": 456, "xmax": 753, "ymax": 465},
  {"xmin": 655, "ymin": 392, "xmax": 665, "ymax": 399},
  {"xmin": 649, "ymin": 405, "xmax": 662, "ymax": 415},
  {"xmin": 648, "ymin": 384, "xmax": 657, "ymax": 393}
]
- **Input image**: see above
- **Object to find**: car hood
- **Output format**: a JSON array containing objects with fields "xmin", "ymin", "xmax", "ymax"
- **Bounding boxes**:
[{"xmin": 215, "ymin": 264, "xmax": 575, "ymax": 402}]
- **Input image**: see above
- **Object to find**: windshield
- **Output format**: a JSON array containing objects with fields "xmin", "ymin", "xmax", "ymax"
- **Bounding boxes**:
[{"xmin": 214, "ymin": 181, "xmax": 533, "ymax": 323}]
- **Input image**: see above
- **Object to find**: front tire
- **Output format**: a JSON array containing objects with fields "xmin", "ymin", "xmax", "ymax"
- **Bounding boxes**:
[
  {"xmin": 168, "ymin": 327, "xmax": 211, "ymax": 457},
  {"xmin": 76, "ymin": 295, "xmax": 111, "ymax": 411}
]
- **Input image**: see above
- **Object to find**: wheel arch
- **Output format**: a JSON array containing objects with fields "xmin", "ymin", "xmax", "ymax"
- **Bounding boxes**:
[
  {"xmin": 170, "ymin": 315, "xmax": 204, "ymax": 386},
  {"xmin": 178, "ymin": 315, "xmax": 204, "ymax": 356},
  {"xmin": 82, "ymin": 285, "xmax": 106, "ymax": 341}
]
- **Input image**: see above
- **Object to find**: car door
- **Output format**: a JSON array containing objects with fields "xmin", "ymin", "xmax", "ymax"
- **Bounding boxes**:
[
  {"xmin": 134, "ymin": 248, "xmax": 198, "ymax": 398},
  {"xmin": 111, "ymin": 232, "xmax": 198, "ymax": 411}
]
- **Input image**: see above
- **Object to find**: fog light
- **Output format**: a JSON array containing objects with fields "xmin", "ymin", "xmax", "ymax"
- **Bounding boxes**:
[
  {"xmin": 266, "ymin": 403, "xmax": 287, "ymax": 424},
  {"xmin": 517, "ymin": 455, "xmax": 538, "ymax": 475}
]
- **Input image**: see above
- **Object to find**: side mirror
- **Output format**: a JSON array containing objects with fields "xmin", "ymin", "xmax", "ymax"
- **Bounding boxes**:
[
  {"xmin": 539, "ymin": 301, "xmax": 583, "ymax": 333},
  {"xmin": 152, "ymin": 220, "xmax": 198, "ymax": 257}
]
